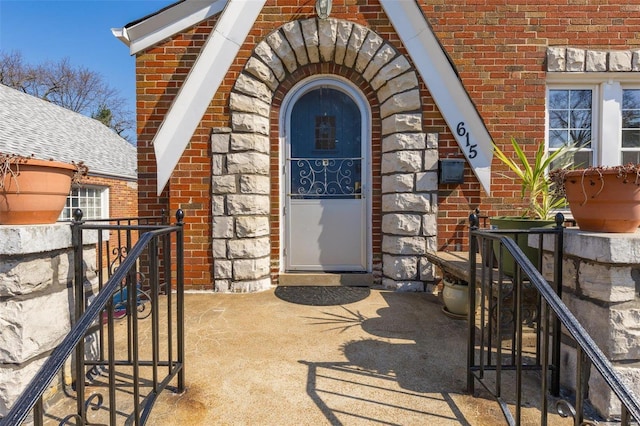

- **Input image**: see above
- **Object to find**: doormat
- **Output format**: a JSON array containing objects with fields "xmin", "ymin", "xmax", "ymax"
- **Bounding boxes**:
[{"xmin": 274, "ymin": 286, "xmax": 370, "ymax": 306}]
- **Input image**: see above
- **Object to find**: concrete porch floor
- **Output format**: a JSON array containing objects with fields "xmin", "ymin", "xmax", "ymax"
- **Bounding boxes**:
[
  {"xmin": 39, "ymin": 287, "xmax": 576, "ymax": 424},
  {"xmin": 140, "ymin": 288, "xmax": 571, "ymax": 425}
]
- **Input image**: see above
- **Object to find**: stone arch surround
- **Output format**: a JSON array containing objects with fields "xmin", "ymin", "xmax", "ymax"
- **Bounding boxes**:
[{"xmin": 211, "ymin": 18, "xmax": 438, "ymax": 292}]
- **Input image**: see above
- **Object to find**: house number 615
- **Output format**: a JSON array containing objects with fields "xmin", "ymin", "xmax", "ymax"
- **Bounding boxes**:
[{"xmin": 456, "ymin": 121, "xmax": 478, "ymax": 159}]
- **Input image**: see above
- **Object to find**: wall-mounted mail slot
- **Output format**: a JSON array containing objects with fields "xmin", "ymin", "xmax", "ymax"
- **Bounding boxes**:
[{"xmin": 439, "ymin": 159, "xmax": 465, "ymax": 184}]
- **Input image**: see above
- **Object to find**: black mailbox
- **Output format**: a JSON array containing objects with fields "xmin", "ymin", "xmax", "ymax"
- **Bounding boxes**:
[{"xmin": 439, "ymin": 159, "xmax": 465, "ymax": 184}]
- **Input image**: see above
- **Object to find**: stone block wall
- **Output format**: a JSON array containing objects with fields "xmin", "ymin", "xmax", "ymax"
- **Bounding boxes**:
[
  {"xmin": 380, "ymin": 132, "xmax": 438, "ymax": 292},
  {"xmin": 0, "ymin": 224, "xmax": 98, "ymax": 418},
  {"xmin": 540, "ymin": 229, "xmax": 640, "ymax": 418},
  {"xmin": 220, "ymin": 18, "xmax": 438, "ymax": 292},
  {"xmin": 211, "ymin": 126, "xmax": 272, "ymax": 293}
]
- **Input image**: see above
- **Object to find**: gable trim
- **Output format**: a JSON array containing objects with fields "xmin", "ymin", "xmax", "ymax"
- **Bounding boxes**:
[
  {"xmin": 380, "ymin": 0, "xmax": 493, "ymax": 194},
  {"xmin": 151, "ymin": 0, "xmax": 266, "ymax": 195},
  {"xmin": 114, "ymin": 0, "xmax": 225, "ymax": 55}
]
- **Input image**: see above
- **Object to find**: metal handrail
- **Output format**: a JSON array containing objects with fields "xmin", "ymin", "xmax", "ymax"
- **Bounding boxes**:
[
  {"xmin": 59, "ymin": 211, "xmax": 168, "ymax": 224},
  {"xmin": 1, "ymin": 211, "xmax": 184, "ymax": 426},
  {"xmin": 468, "ymin": 216, "xmax": 640, "ymax": 424}
]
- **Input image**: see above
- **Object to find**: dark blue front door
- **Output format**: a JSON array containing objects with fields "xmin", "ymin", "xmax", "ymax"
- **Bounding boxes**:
[{"xmin": 285, "ymin": 86, "xmax": 367, "ymax": 271}]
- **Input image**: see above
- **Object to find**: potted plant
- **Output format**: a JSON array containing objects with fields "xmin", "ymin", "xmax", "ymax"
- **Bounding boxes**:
[
  {"xmin": 441, "ymin": 273, "xmax": 469, "ymax": 319},
  {"xmin": 0, "ymin": 152, "xmax": 88, "ymax": 225},
  {"xmin": 550, "ymin": 164, "xmax": 640, "ymax": 233},
  {"xmin": 490, "ymin": 137, "xmax": 570, "ymax": 275}
]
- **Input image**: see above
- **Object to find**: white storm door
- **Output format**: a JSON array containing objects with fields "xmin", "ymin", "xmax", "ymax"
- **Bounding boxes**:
[{"xmin": 285, "ymin": 86, "xmax": 367, "ymax": 271}]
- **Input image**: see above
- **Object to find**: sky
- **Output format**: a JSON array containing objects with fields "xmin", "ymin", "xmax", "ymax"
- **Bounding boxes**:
[{"xmin": 0, "ymin": 0, "xmax": 177, "ymax": 141}]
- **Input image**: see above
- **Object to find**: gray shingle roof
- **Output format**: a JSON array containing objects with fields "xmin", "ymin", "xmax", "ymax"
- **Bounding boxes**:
[{"xmin": 0, "ymin": 84, "xmax": 137, "ymax": 180}]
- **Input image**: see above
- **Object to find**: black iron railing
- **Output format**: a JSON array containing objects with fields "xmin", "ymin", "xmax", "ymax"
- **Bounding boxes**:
[
  {"xmin": 467, "ymin": 212, "xmax": 640, "ymax": 425},
  {"xmin": 1, "ymin": 210, "xmax": 185, "ymax": 425}
]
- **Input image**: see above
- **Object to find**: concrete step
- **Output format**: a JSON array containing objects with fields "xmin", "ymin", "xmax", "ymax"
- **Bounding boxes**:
[{"xmin": 278, "ymin": 272, "xmax": 373, "ymax": 286}]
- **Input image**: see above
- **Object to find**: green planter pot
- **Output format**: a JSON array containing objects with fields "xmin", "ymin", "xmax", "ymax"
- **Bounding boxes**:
[{"xmin": 489, "ymin": 217, "xmax": 555, "ymax": 277}]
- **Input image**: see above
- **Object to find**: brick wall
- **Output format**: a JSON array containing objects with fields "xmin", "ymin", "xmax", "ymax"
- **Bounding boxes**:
[
  {"xmin": 81, "ymin": 175, "xmax": 139, "ymax": 271},
  {"xmin": 82, "ymin": 175, "xmax": 138, "ymax": 219},
  {"xmin": 136, "ymin": 19, "xmax": 216, "ymax": 290},
  {"xmin": 423, "ymin": 0, "xmax": 640, "ymax": 249},
  {"xmin": 134, "ymin": 0, "xmax": 640, "ymax": 288}
]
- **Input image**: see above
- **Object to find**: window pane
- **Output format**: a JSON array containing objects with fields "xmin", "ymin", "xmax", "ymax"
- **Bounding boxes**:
[
  {"xmin": 570, "ymin": 128, "xmax": 591, "ymax": 148},
  {"xmin": 573, "ymin": 150, "xmax": 592, "ymax": 169},
  {"xmin": 622, "ymin": 151, "xmax": 640, "ymax": 164},
  {"xmin": 549, "ymin": 90, "xmax": 568, "ymax": 109},
  {"xmin": 570, "ymin": 90, "xmax": 592, "ymax": 109},
  {"xmin": 571, "ymin": 110, "xmax": 592, "ymax": 131},
  {"xmin": 60, "ymin": 186, "xmax": 105, "ymax": 220},
  {"xmin": 622, "ymin": 89, "xmax": 640, "ymax": 151},
  {"xmin": 548, "ymin": 88, "xmax": 593, "ymax": 166},
  {"xmin": 549, "ymin": 110, "xmax": 568, "ymax": 129},
  {"xmin": 549, "ymin": 130, "xmax": 568, "ymax": 148},
  {"xmin": 623, "ymin": 114, "xmax": 640, "ymax": 129},
  {"xmin": 314, "ymin": 115, "xmax": 336, "ymax": 150},
  {"xmin": 623, "ymin": 89, "xmax": 640, "ymax": 109},
  {"xmin": 622, "ymin": 130, "xmax": 640, "ymax": 148}
]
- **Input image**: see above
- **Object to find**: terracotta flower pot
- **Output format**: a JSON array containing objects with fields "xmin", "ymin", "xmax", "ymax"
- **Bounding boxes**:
[
  {"xmin": 0, "ymin": 158, "xmax": 75, "ymax": 225},
  {"xmin": 563, "ymin": 168, "xmax": 640, "ymax": 233}
]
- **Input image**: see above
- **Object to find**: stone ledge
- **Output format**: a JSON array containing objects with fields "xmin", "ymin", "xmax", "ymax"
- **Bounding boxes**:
[
  {"xmin": 0, "ymin": 224, "xmax": 72, "ymax": 255},
  {"xmin": 547, "ymin": 47, "xmax": 640, "ymax": 72},
  {"xmin": 532, "ymin": 228, "xmax": 640, "ymax": 264},
  {"xmin": 0, "ymin": 224, "xmax": 99, "ymax": 256}
]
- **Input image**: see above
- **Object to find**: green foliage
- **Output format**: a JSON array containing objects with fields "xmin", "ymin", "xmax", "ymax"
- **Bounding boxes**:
[
  {"xmin": 492, "ymin": 137, "xmax": 570, "ymax": 220},
  {"xmin": 92, "ymin": 105, "xmax": 113, "ymax": 128}
]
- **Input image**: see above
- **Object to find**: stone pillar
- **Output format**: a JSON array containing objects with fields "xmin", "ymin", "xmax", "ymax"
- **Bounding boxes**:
[
  {"xmin": 540, "ymin": 229, "xmax": 640, "ymax": 418},
  {"xmin": 211, "ymin": 127, "xmax": 271, "ymax": 293},
  {"xmin": 380, "ymin": 132, "xmax": 438, "ymax": 292},
  {"xmin": 0, "ymin": 224, "xmax": 98, "ymax": 417}
]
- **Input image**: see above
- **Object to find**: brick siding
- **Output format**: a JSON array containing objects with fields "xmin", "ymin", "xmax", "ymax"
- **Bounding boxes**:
[
  {"xmin": 134, "ymin": 0, "xmax": 640, "ymax": 289},
  {"xmin": 81, "ymin": 175, "xmax": 139, "ymax": 271}
]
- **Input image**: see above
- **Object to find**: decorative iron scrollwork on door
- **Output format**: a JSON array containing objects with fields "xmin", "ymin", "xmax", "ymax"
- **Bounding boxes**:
[{"xmin": 290, "ymin": 157, "xmax": 361, "ymax": 199}]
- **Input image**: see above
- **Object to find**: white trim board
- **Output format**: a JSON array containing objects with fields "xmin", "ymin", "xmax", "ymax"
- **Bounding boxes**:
[
  {"xmin": 150, "ymin": 0, "xmax": 265, "ymax": 194},
  {"xmin": 380, "ymin": 0, "xmax": 492, "ymax": 193},
  {"xmin": 113, "ymin": 0, "xmax": 225, "ymax": 55}
]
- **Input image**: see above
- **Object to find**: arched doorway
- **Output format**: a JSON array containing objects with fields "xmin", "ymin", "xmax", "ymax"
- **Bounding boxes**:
[
  {"xmin": 281, "ymin": 77, "xmax": 371, "ymax": 272},
  {"xmin": 223, "ymin": 18, "xmax": 435, "ymax": 292}
]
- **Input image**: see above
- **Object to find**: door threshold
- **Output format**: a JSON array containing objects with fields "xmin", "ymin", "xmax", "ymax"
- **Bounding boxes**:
[{"xmin": 278, "ymin": 272, "xmax": 373, "ymax": 287}]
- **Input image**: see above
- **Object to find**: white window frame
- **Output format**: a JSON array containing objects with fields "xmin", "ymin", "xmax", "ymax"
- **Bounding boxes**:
[
  {"xmin": 547, "ymin": 84, "xmax": 599, "ymax": 167},
  {"xmin": 547, "ymin": 73, "xmax": 640, "ymax": 167},
  {"xmin": 60, "ymin": 185, "xmax": 109, "ymax": 221},
  {"xmin": 620, "ymin": 85, "xmax": 640, "ymax": 164}
]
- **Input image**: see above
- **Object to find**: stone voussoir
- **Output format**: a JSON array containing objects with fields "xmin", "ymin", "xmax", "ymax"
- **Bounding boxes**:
[
  {"xmin": 283, "ymin": 20, "xmax": 309, "ymax": 66},
  {"xmin": 225, "ymin": 18, "xmax": 438, "ymax": 292}
]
